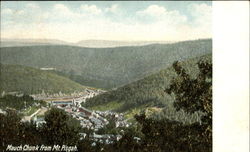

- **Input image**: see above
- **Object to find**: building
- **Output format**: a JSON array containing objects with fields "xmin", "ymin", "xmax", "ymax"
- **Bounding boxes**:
[
  {"xmin": 33, "ymin": 116, "xmax": 46, "ymax": 128},
  {"xmin": 78, "ymin": 107, "xmax": 93, "ymax": 116},
  {"xmin": 40, "ymin": 67, "xmax": 56, "ymax": 71},
  {"xmin": 72, "ymin": 97, "xmax": 86, "ymax": 107},
  {"xmin": 51, "ymin": 100, "xmax": 73, "ymax": 106}
]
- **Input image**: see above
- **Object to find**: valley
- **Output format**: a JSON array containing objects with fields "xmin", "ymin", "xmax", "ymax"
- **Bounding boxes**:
[
  {"xmin": 0, "ymin": 39, "xmax": 212, "ymax": 149},
  {"xmin": 0, "ymin": 39, "xmax": 212, "ymax": 122}
]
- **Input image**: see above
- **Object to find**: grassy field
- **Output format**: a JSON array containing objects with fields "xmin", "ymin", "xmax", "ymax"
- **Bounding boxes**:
[{"xmin": 22, "ymin": 106, "xmax": 40, "ymax": 116}]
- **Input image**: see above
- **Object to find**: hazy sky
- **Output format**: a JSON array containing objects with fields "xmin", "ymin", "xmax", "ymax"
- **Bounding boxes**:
[{"xmin": 1, "ymin": 1, "xmax": 212, "ymax": 43}]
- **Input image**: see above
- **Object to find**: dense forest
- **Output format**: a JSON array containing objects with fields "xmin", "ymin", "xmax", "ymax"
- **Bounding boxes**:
[
  {"xmin": 49, "ymin": 70, "xmax": 110, "ymax": 90},
  {"xmin": 1, "ymin": 39, "xmax": 211, "ymax": 89},
  {"xmin": 83, "ymin": 54, "xmax": 211, "ymax": 122}
]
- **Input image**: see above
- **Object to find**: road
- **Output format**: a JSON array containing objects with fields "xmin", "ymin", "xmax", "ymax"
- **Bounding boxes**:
[{"xmin": 22, "ymin": 108, "xmax": 41, "ymax": 122}]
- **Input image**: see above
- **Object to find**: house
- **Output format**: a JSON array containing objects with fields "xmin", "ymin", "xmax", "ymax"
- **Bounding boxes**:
[
  {"xmin": 79, "ymin": 133, "xmax": 87, "ymax": 140},
  {"xmin": 0, "ymin": 109, "xmax": 6, "ymax": 114},
  {"xmin": 78, "ymin": 107, "xmax": 92, "ymax": 116},
  {"xmin": 72, "ymin": 97, "xmax": 86, "ymax": 106},
  {"xmin": 134, "ymin": 137, "xmax": 141, "ymax": 143},
  {"xmin": 33, "ymin": 116, "xmax": 46, "ymax": 128}
]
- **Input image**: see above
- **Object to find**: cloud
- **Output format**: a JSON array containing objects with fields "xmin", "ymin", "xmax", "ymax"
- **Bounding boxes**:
[
  {"xmin": 51, "ymin": 4, "xmax": 84, "ymax": 20},
  {"xmin": 1, "ymin": 3, "xmax": 212, "ymax": 42},
  {"xmin": 2, "ymin": 8, "xmax": 25, "ymax": 18},
  {"xmin": 2, "ymin": 8, "xmax": 13, "ymax": 15},
  {"xmin": 105, "ymin": 4, "xmax": 119, "ymax": 13},
  {"xmin": 189, "ymin": 3, "xmax": 212, "ymax": 18},
  {"xmin": 137, "ymin": 5, "xmax": 167, "ymax": 17},
  {"xmin": 80, "ymin": 4, "xmax": 102, "ymax": 15},
  {"xmin": 136, "ymin": 5, "xmax": 187, "ymax": 25},
  {"xmin": 54, "ymin": 4, "xmax": 71, "ymax": 14},
  {"xmin": 26, "ymin": 3, "xmax": 39, "ymax": 9},
  {"xmin": 187, "ymin": 3, "xmax": 212, "ymax": 36},
  {"xmin": 188, "ymin": 3, "xmax": 212, "ymax": 26}
]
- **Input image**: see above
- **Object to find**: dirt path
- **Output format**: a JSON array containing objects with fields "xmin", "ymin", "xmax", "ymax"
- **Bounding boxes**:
[{"xmin": 22, "ymin": 108, "xmax": 41, "ymax": 122}]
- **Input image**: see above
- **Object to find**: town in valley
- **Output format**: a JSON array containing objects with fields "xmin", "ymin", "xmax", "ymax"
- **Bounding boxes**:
[{"xmin": 1, "ymin": 88, "xmax": 134, "ymax": 145}]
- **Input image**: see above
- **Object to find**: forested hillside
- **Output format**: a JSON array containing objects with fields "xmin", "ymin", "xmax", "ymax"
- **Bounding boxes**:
[
  {"xmin": 0, "ymin": 64, "xmax": 86, "ymax": 94},
  {"xmin": 0, "ymin": 39, "xmax": 211, "ymax": 89},
  {"xmin": 83, "ymin": 54, "xmax": 212, "ymax": 123},
  {"xmin": 0, "ymin": 95, "xmax": 46, "ymax": 111}
]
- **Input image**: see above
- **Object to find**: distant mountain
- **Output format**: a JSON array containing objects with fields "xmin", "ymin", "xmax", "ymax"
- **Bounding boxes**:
[
  {"xmin": 0, "ymin": 38, "xmax": 72, "ymax": 47},
  {"xmin": 76, "ymin": 40, "xmax": 173, "ymax": 48},
  {"xmin": 83, "ymin": 54, "xmax": 211, "ymax": 122},
  {"xmin": 1, "ymin": 38, "xmax": 173, "ymax": 48},
  {"xmin": 0, "ymin": 39, "xmax": 212, "ymax": 89},
  {"xmin": 0, "ymin": 64, "xmax": 86, "ymax": 94}
]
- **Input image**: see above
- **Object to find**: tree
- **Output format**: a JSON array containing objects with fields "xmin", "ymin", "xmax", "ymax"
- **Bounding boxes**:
[
  {"xmin": 0, "ymin": 109, "xmax": 42, "ymax": 150},
  {"xmin": 131, "ymin": 58, "xmax": 212, "ymax": 152},
  {"xmin": 165, "ymin": 59, "xmax": 212, "ymax": 147},
  {"xmin": 41, "ymin": 108, "xmax": 80, "ymax": 145},
  {"xmin": 0, "ymin": 109, "xmax": 22, "ymax": 150}
]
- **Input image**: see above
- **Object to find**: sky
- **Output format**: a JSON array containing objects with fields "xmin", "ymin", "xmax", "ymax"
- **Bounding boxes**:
[{"xmin": 0, "ymin": 1, "xmax": 212, "ymax": 43}]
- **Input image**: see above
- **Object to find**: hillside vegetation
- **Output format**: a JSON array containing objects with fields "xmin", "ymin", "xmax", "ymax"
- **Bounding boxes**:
[
  {"xmin": 83, "ymin": 54, "xmax": 212, "ymax": 123},
  {"xmin": 0, "ymin": 39, "xmax": 211, "ymax": 89},
  {"xmin": 0, "ymin": 64, "xmax": 86, "ymax": 94},
  {"xmin": 0, "ymin": 95, "xmax": 46, "ymax": 111}
]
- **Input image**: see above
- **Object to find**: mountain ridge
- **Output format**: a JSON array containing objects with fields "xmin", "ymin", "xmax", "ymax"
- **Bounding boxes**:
[
  {"xmin": 0, "ymin": 39, "xmax": 212, "ymax": 89},
  {"xmin": 1, "ymin": 38, "xmax": 177, "ymax": 48}
]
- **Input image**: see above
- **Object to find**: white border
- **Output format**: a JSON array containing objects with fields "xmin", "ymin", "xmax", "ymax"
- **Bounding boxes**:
[{"xmin": 213, "ymin": 1, "xmax": 249, "ymax": 152}]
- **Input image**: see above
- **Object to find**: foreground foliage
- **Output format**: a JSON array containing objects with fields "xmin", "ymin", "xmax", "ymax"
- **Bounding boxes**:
[{"xmin": 104, "ymin": 58, "xmax": 212, "ymax": 152}]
